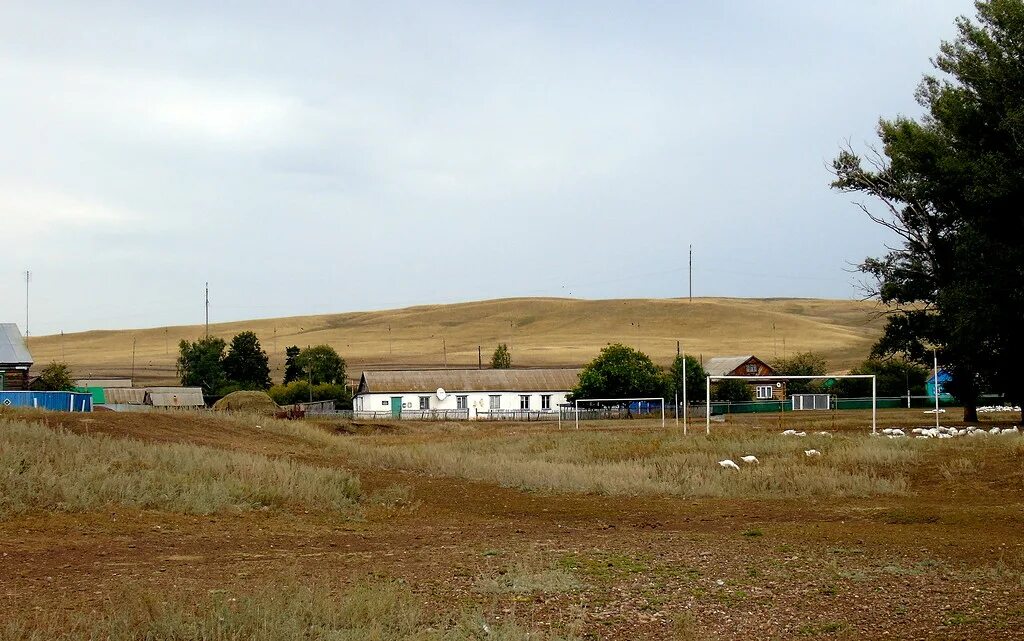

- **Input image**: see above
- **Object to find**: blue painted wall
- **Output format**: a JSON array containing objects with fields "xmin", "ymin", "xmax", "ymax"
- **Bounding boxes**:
[{"xmin": 0, "ymin": 391, "xmax": 93, "ymax": 412}]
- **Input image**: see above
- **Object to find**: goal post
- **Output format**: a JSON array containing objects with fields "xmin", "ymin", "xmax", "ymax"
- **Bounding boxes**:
[
  {"xmin": 571, "ymin": 397, "xmax": 665, "ymax": 430},
  {"xmin": 704, "ymin": 375, "xmax": 877, "ymax": 434}
]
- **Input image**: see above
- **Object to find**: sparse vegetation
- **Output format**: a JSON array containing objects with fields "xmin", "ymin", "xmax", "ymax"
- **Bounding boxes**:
[
  {"xmin": 475, "ymin": 563, "xmax": 579, "ymax": 594},
  {"xmin": 0, "ymin": 418, "xmax": 360, "ymax": 516},
  {"xmin": 0, "ymin": 580, "xmax": 577, "ymax": 641},
  {"xmin": 327, "ymin": 429, "xmax": 919, "ymax": 498}
]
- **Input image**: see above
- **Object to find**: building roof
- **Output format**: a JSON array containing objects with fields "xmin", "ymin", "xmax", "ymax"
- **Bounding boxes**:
[
  {"xmin": 102, "ymin": 388, "xmax": 147, "ymax": 405},
  {"xmin": 0, "ymin": 324, "xmax": 32, "ymax": 366},
  {"xmin": 703, "ymin": 355, "xmax": 775, "ymax": 377},
  {"xmin": 708, "ymin": 352, "xmax": 778, "ymax": 376},
  {"xmin": 145, "ymin": 387, "xmax": 205, "ymax": 407},
  {"xmin": 357, "ymin": 368, "xmax": 581, "ymax": 394}
]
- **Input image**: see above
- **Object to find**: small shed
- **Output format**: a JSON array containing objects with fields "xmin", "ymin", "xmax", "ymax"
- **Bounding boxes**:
[
  {"xmin": 705, "ymin": 355, "xmax": 785, "ymax": 401},
  {"xmin": 0, "ymin": 324, "xmax": 33, "ymax": 391},
  {"xmin": 144, "ymin": 387, "xmax": 206, "ymax": 409}
]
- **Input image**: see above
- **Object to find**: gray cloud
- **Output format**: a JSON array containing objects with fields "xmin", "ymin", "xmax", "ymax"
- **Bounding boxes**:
[{"xmin": 0, "ymin": 1, "xmax": 974, "ymax": 334}]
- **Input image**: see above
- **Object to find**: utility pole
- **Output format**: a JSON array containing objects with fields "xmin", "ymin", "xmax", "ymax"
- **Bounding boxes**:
[
  {"xmin": 443, "ymin": 338, "xmax": 447, "ymax": 368},
  {"xmin": 205, "ymin": 282, "xmax": 209, "ymax": 338},
  {"xmin": 61, "ymin": 330, "xmax": 65, "ymax": 361},
  {"xmin": 478, "ymin": 345, "xmax": 482, "ymax": 369},
  {"xmin": 388, "ymin": 324, "xmax": 392, "ymax": 358},
  {"xmin": 688, "ymin": 245, "xmax": 692, "ymax": 302},
  {"xmin": 131, "ymin": 336, "xmax": 137, "ymax": 383},
  {"xmin": 933, "ymin": 349, "xmax": 940, "ymax": 431},
  {"xmin": 24, "ymin": 270, "xmax": 30, "ymax": 336}
]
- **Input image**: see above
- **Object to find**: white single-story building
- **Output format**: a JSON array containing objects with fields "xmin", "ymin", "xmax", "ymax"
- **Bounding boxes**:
[{"xmin": 353, "ymin": 368, "xmax": 581, "ymax": 419}]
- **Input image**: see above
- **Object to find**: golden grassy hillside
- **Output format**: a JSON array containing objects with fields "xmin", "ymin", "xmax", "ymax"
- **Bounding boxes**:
[{"xmin": 25, "ymin": 297, "xmax": 885, "ymax": 385}]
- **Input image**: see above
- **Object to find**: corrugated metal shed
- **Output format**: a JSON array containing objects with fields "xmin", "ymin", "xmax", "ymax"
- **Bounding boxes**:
[
  {"xmin": 0, "ymin": 391, "xmax": 92, "ymax": 411},
  {"xmin": 103, "ymin": 388, "xmax": 147, "ymax": 405},
  {"xmin": 145, "ymin": 387, "xmax": 205, "ymax": 408},
  {"xmin": 704, "ymin": 356, "xmax": 758, "ymax": 377},
  {"xmin": 0, "ymin": 324, "xmax": 32, "ymax": 365},
  {"xmin": 358, "ymin": 368, "xmax": 581, "ymax": 394}
]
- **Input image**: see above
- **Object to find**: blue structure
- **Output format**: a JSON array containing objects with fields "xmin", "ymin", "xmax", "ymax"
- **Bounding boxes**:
[
  {"xmin": 926, "ymin": 369, "xmax": 954, "ymax": 402},
  {"xmin": 0, "ymin": 391, "xmax": 93, "ymax": 412}
]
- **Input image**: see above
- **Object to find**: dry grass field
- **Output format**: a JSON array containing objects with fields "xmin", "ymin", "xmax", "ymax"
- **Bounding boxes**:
[
  {"xmin": 25, "ymin": 297, "xmax": 885, "ymax": 385},
  {"xmin": 1, "ymin": 407, "xmax": 1022, "ymax": 639}
]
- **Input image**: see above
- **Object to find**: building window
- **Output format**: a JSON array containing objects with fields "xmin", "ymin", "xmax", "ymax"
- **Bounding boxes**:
[
  {"xmin": 419, "ymin": 396, "xmax": 430, "ymax": 410},
  {"xmin": 520, "ymin": 395, "xmax": 531, "ymax": 410},
  {"xmin": 746, "ymin": 363, "xmax": 759, "ymax": 374},
  {"xmin": 489, "ymin": 395, "xmax": 500, "ymax": 410},
  {"xmin": 456, "ymin": 395, "xmax": 468, "ymax": 409},
  {"xmin": 541, "ymin": 394, "xmax": 551, "ymax": 410},
  {"xmin": 756, "ymin": 385, "xmax": 773, "ymax": 400}
]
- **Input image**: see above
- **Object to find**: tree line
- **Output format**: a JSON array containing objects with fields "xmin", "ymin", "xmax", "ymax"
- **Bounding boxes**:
[
  {"xmin": 176, "ymin": 332, "xmax": 351, "ymax": 407},
  {"xmin": 569, "ymin": 344, "xmax": 930, "ymax": 404}
]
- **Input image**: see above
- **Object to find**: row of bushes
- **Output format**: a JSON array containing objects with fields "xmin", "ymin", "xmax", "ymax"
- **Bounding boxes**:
[{"xmin": 268, "ymin": 381, "xmax": 353, "ymax": 409}]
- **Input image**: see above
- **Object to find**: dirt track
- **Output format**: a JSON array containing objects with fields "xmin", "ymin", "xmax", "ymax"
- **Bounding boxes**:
[{"xmin": 2, "ymin": 410, "xmax": 1023, "ymax": 639}]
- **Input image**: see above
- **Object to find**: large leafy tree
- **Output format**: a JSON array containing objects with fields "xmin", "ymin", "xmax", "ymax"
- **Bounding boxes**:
[
  {"xmin": 771, "ymin": 352, "xmax": 828, "ymax": 395},
  {"xmin": 666, "ymin": 354, "xmax": 707, "ymax": 403},
  {"xmin": 295, "ymin": 345, "xmax": 346, "ymax": 385},
  {"xmin": 283, "ymin": 345, "xmax": 303, "ymax": 384},
  {"xmin": 177, "ymin": 336, "xmax": 227, "ymax": 396},
  {"xmin": 831, "ymin": 0, "xmax": 1024, "ymax": 421},
  {"xmin": 570, "ymin": 344, "xmax": 667, "ymax": 402},
  {"xmin": 836, "ymin": 358, "xmax": 929, "ymax": 399},
  {"xmin": 223, "ymin": 331, "xmax": 271, "ymax": 390},
  {"xmin": 34, "ymin": 361, "xmax": 75, "ymax": 391}
]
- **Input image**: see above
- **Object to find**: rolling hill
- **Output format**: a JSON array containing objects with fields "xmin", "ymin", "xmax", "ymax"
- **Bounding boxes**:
[{"xmin": 25, "ymin": 297, "xmax": 886, "ymax": 385}]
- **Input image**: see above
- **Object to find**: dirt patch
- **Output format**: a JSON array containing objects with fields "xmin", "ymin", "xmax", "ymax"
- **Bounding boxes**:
[{"xmin": 3, "ymin": 409, "xmax": 1023, "ymax": 639}]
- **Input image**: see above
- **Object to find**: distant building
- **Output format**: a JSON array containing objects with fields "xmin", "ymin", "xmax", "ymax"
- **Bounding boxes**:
[
  {"xmin": 354, "ymin": 368, "xmax": 581, "ymax": 419},
  {"xmin": 926, "ymin": 369, "xmax": 953, "ymax": 401},
  {"xmin": 144, "ymin": 387, "xmax": 205, "ymax": 408},
  {"xmin": 98, "ymin": 386, "xmax": 205, "ymax": 410},
  {"xmin": 704, "ymin": 355, "xmax": 785, "ymax": 401},
  {"xmin": 0, "ymin": 324, "xmax": 32, "ymax": 391}
]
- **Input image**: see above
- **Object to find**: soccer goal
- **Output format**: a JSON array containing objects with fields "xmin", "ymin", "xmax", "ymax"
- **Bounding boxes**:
[
  {"xmin": 704, "ymin": 375, "xmax": 878, "ymax": 434},
  {"xmin": 564, "ymin": 397, "xmax": 665, "ymax": 430}
]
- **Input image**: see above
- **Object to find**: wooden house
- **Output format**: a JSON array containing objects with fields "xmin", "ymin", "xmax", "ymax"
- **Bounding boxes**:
[
  {"xmin": 704, "ymin": 355, "xmax": 785, "ymax": 401},
  {"xmin": 0, "ymin": 324, "xmax": 32, "ymax": 391}
]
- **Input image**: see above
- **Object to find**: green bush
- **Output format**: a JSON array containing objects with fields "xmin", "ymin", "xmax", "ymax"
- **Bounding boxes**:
[
  {"xmin": 712, "ymin": 379, "xmax": 754, "ymax": 402},
  {"xmin": 269, "ymin": 381, "xmax": 352, "ymax": 408}
]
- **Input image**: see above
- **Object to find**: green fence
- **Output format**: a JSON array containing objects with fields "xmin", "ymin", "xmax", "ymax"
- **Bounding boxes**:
[{"xmin": 706, "ymin": 395, "xmax": 996, "ymax": 415}]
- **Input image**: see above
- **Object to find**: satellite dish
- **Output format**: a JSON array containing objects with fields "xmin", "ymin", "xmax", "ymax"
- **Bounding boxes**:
[
  {"xmin": 776, "ymin": 382, "xmax": 783, "ymax": 388},
  {"xmin": 436, "ymin": 387, "xmax": 447, "ymax": 400}
]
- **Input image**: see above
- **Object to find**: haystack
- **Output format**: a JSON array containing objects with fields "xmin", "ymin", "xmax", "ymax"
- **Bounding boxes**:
[{"xmin": 213, "ymin": 390, "xmax": 280, "ymax": 415}]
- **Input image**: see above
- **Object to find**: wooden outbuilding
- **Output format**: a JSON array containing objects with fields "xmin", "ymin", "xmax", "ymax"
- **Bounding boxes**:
[{"xmin": 0, "ymin": 324, "xmax": 32, "ymax": 391}]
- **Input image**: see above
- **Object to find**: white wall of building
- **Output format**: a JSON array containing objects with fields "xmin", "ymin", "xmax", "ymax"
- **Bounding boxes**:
[{"xmin": 354, "ymin": 389, "xmax": 570, "ymax": 418}]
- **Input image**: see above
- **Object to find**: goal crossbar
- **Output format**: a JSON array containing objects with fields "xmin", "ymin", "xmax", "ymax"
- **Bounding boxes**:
[
  {"xmin": 570, "ymin": 397, "xmax": 665, "ymax": 430},
  {"xmin": 704, "ymin": 375, "xmax": 877, "ymax": 435}
]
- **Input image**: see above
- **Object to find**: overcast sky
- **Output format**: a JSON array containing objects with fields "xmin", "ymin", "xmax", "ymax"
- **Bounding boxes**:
[{"xmin": 0, "ymin": 1, "xmax": 975, "ymax": 335}]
